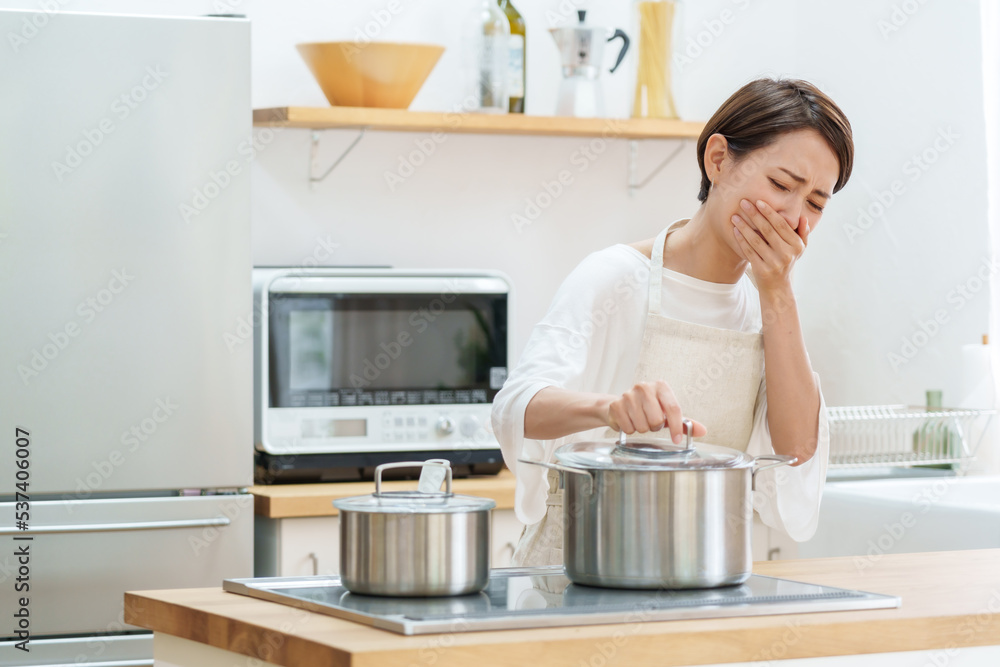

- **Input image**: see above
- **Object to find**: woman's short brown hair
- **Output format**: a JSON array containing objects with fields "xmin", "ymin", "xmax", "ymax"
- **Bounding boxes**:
[{"xmin": 696, "ymin": 77, "xmax": 854, "ymax": 203}]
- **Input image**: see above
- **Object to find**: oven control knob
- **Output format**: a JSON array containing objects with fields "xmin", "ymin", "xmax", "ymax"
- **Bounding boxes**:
[
  {"xmin": 436, "ymin": 417, "xmax": 455, "ymax": 437},
  {"xmin": 460, "ymin": 415, "xmax": 481, "ymax": 438}
]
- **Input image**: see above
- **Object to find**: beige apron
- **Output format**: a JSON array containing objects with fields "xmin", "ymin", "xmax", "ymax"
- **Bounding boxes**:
[{"xmin": 512, "ymin": 219, "xmax": 765, "ymax": 570}]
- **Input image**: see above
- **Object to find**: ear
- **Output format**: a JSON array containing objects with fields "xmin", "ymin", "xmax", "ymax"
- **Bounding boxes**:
[{"xmin": 703, "ymin": 133, "xmax": 730, "ymax": 186}]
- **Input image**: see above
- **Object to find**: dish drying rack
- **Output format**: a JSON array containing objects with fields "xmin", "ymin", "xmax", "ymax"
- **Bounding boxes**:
[{"xmin": 826, "ymin": 405, "xmax": 996, "ymax": 468}]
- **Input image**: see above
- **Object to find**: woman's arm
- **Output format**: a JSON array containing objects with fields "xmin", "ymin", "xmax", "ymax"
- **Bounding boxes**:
[
  {"xmin": 523, "ymin": 387, "xmax": 614, "ymax": 440},
  {"xmin": 758, "ymin": 286, "xmax": 819, "ymax": 465},
  {"xmin": 524, "ymin": 383, "xmax": 709, "ymax": 443},
  {"xmin": 731, "ymin": 198, "xmax": 821, "ymax": 465}
]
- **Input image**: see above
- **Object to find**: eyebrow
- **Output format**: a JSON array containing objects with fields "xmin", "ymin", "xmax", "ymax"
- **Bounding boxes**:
[{"xmin": 777, "ymin": 167, "xmax": 831, "ymax": 200}]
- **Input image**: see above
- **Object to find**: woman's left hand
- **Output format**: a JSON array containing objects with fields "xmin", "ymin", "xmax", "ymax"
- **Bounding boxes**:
[{"xmin": 731, "ymin": 199, "xmax": 809, "ymax": 293}]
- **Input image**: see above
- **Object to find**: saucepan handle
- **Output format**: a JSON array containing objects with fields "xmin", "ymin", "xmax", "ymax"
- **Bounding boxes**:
[
  {"xmin": 750, "ymin": 454, "xmax": 797, "ymax": 491},
  {"xmin": 517, "ymin": 458, "xmax": 595, "ymax": 493},
  {"xmin": 375, "ymin": 460, "xmax": 452, "ymax": 495}
]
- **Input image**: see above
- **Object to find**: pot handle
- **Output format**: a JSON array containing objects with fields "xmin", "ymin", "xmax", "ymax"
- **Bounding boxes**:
[
  {"xmin": 517, "ymin": 458, "xmax": 595, "ymax": 493},
  {"xmin": 750, "ymin": 454, "xmax": 797, "ymax": 491},
  {"xmin": 375, "ymin": 459, "xmax": 452, "ymax": 495}
]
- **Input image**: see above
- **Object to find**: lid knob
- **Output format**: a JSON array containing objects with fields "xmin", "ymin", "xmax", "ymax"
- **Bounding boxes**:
[{"xmin": 616, "ymin": 418, "xmax": 696, "ymax": 458}]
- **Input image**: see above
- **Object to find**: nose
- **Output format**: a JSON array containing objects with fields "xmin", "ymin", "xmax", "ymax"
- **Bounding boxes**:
[{"xmin": 774, "ymin": 196, "xmax": 802, "ymax": 231}]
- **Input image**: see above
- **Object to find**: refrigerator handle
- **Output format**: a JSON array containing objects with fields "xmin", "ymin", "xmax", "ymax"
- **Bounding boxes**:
[
  {"xmin": 43, "ymin": 661, "xmax": 155, "ymax": 667},
  {"xmin": 0, "ymin": 517, "xmax": 230, "ymax": 536}
]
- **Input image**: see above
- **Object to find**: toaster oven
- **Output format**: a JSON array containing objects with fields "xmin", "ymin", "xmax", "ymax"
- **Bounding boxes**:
[{"xmin": 253, "ymin": 268, "xmax": 511, "ymax": 482}]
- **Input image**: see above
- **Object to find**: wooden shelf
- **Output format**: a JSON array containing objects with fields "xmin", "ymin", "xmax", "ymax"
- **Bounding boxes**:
[{"xmin": 253, "ymin": 106, "xmax": 704, "ymax": 140}]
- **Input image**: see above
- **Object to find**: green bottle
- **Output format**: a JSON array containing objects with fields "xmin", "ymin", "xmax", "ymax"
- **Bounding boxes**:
[
  {"xmin": 498, "ymin": 0, "xmax": 525, "ymax": 113},
  {"xmin": 913, "ymin": 390, "xmax": 959, "ymax": 466}
]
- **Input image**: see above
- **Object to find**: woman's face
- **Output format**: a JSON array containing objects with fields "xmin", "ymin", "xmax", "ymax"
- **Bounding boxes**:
[{"xmin": 705, "ymin": 128, "xmax": 840, "ymax": 255}]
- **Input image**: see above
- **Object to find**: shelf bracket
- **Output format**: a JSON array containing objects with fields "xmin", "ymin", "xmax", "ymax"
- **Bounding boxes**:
[
  {"xmin": 309, "ymin": 128, "xmax": 367, "ymax": 186},
  {"xmin": 628, "ymin": 139, "xmax": 690, "ymax": 197}
]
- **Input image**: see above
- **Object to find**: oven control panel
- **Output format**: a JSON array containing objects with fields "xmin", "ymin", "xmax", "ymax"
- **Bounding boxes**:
[{"xmin": 261, "ymin": 405, "xmax": 497, "ymax": 455}]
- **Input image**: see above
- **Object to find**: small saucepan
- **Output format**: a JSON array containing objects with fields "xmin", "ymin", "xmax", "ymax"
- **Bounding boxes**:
[{"xmin": 333, "ymin": 459, "xmax": 496, "ymax": 597}]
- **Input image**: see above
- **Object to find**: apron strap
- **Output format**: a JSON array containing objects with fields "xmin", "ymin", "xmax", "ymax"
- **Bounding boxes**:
[
  {"xmin": 648, "ymin": 226, "xmax": 670, "ymax": 315},
  {"xmin": 647, "ymin": 219, "xmax": 689, "ymax": 315}
]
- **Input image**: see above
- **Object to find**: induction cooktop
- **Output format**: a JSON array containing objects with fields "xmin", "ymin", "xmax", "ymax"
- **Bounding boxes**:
[{"xmin": 223, "ymin": 566, "xmax": 900, "ymax": 636}]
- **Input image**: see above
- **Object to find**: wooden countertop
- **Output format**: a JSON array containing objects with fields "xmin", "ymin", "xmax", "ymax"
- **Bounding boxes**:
[
  {"xmin": 250, "ymin": 470, "xmax": 516, "ymax": 518},
  {"xmin": 126, "ymin": 550, "xmax": 1000, "ymax": 667}
]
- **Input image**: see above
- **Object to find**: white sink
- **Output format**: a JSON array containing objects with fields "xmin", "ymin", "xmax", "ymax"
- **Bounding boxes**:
[{"xmin": 796, "ymin": 475, "xmax": 1000, "ymax": 564}]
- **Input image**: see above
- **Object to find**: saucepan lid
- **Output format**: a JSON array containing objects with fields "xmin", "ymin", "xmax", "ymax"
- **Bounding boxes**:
[
  {"xmin": 555, "ymin": 419, "xmax": 754, "ymax": 471},
  {"xmin": 332, "ymin": 459, "xmax": 496, "ymax": 514}
]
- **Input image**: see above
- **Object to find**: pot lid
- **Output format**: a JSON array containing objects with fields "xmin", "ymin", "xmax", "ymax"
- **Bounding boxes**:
[
  {"xmin": 332, "ymin": 459, "xmax": 496, "ymax": 514},
  {"xmin": 333, "ymin": 490, "xmax": 495, "ymax": 514},
  {"xmin": 555, "ymin": 421, "xmax": 753, "ymax": 471}
]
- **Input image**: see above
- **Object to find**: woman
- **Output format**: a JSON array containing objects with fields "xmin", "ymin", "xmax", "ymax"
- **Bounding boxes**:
[{"xmin": 491, "ymin": 77, "xmax": 854, "ymax": 568}]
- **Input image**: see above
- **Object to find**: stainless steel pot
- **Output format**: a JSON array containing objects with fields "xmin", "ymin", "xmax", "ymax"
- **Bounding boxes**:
[
  {"xmin": 519, "ymin": 420, "xmax": 795, "ymax": 590},
  {"xmin": 333, "ymin": 460, "xmax": 495, "ymax": 597}
]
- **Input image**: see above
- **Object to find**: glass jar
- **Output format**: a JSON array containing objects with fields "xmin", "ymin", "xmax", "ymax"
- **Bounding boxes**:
[{"xmin": 631, "ymin": 0, "xmax": 681, "ymax": 119}]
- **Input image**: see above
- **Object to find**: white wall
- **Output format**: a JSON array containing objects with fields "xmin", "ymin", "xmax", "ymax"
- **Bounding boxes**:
[
  {"xmin": 253, "ymin": 0, "xmax": 991, "ymax": 413},
  {"xmin": 981, "ymin": 0, "xmax": 1000, "ymax": 475},
  {"xmin": 4, "ymin": 1, "xmax": 994, "ymax": 424},
  {"xmin": 238, "ymin": 0, "xmax": 703, "ymax": 373}
]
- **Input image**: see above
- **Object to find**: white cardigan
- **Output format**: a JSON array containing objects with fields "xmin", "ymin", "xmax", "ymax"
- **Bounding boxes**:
[{"xmin": 490, "ymin": 243, "xmax": 829, "ymax": 541}]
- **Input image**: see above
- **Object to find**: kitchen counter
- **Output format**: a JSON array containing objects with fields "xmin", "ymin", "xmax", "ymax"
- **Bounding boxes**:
[
  {"xmin": 125, "ymin": 549, "xmax": 1000, "ymax": 667},
  {"xmin": 250, "ymin": 469, "xmax": 516, "ymax": 518}
]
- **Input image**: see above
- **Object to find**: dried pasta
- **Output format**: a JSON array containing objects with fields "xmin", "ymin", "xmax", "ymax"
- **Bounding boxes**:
[{"xmin": 633, "ymin": 0, "xmax": 678, "ymax": 119}]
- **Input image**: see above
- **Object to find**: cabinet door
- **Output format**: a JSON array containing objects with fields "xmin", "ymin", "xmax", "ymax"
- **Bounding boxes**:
[
  {"xmin": 492, "ymin": 509, "xmax": 524, "ymax": 568},
  {"xmin": 751, "ymin": 514, "xmax": 801, "ymax": 561},
  {"xmin": 751, "ymin": 514, "xmax": 770, "ymax": 562},
  {"xmin": 279, "ymin": 516, "xmax": 341, "ymax": 577},
  {"xmin": 767, "ymin": 524, "xmax": 800, "ymax": 560}
]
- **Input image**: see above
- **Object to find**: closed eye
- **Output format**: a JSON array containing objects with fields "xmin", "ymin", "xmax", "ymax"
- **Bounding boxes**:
[{"xmin": 771, "ymin": 178, "xmax": 825, "ymax": 213}]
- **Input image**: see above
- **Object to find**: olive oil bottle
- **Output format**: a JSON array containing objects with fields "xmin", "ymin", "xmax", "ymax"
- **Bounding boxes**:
[{"xmin": 498, "ymin": 0, "xmax": 525, "ymax": 113}]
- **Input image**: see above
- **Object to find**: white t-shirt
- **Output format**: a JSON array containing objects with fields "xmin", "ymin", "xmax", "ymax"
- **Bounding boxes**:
[{"xmin": 490, "ymin": 243, "xmax": 829, "ymax": 541}]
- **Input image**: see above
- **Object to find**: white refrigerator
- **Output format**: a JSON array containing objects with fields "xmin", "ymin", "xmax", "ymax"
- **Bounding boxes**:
[{"xmin": 0, "ymin": 10, "xmax": 253, "ymax": 666}]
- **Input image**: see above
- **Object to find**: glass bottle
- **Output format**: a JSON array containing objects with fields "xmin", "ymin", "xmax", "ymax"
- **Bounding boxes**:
[
  {"xmin": 465, "ymin": 0, "xmax": 510, "ymax": 114},
  {"xmin": 631, "ymin": 0, "xmax": 679, "ymax": 119},
  {"xmin": 498, "ymin": 0, "xmax": 525, "ymax": 113},
  {"xmin": 913, "ymin": 390, "xmax": 959, "ymax": 462}
]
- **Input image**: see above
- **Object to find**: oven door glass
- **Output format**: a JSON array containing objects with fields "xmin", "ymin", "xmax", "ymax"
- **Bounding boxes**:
[{"xmin": 269, "ymin": 293, "xmax": 508, "ymax": 408}]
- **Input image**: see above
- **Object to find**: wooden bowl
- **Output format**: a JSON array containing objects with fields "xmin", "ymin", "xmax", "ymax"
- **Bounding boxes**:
[{"xmin": 296, "ymin": 41, "xmax": 445, "ymax": 109}]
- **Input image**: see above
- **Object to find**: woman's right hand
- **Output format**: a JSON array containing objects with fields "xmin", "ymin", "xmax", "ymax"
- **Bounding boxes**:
[{"xmin": 606, "ymin": 380, "xmax": 707, "ymax": 444}]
